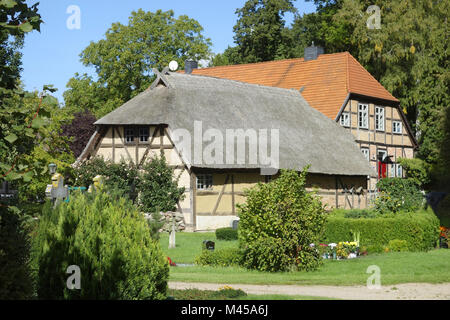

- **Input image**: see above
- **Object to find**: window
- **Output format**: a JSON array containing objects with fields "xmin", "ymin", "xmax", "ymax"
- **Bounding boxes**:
[
  {"xmin": 358, "ymin": 103, "xmax": 369, "ymax": 129},
  {"xmin": 340, "ymin": 112, "xmax": 350, "ymax": 127},
  {"xmin": 361, "ymin": 148, "xmax": 370, "ymax": 161},
  {"xmin": 196, "ymin": 174, "xmax": 213, "ymax": 190},
  {"xmin": 396, "ymin": 164, "xmax": 403, "ymax": 178},
  {"xmin": 264, "ymin": 175, "xmax": 273, "ymax": 183},
  {"xmin": 139, "ymin": 127, "xmax": 149, "ymax": 143},
  {"xmin": 375, "ymin": 106, "xmax": 385, "ymax": 131},
  {"xmin": 389, "ymin": 163, "xmax": 396, "ymax": 177},
  {"xmin": 393, "ymin": 121, "xmax": 402, "ymax": 134},
  {"xmin": 125, "ymin": 128, "xmax": 134, "ymax": 143}
]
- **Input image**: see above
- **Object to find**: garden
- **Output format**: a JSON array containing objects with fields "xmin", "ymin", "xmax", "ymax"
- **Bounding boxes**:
[
  {"xmin": 162, "ymin": 172, "xmax": 449, "ymax": 289},
  {"xmin": 2, "ymin": 151, "xmax": 449, "ymax": 300}
]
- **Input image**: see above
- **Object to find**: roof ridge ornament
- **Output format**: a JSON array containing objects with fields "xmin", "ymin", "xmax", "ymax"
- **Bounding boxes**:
[{"xmin": 150, "ymin": 67, "xmax": 171, "ymax": 90}]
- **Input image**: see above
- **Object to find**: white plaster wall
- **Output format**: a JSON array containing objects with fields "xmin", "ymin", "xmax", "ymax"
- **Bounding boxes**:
[{"xmin": 196, "ymin": 216, "xmax": 239, "ymax": 231}]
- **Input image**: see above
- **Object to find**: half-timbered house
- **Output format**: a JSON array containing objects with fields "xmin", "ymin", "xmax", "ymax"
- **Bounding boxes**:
[
  {"xmin": 77, "ymin": 70, "xmax": 374, "ymax": 231},
  {"xmin": 189, "ymin": 45, "xmax": 418, "ymax": 193}
]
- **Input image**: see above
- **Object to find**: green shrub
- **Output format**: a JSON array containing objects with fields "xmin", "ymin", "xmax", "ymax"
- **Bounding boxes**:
[
  {"xmin": 388, "ymin": 239, "xmax": 409, "ymax": 252},
  {"xmin": 375, "ymin": 178, "xmax": 424, "ymax": 214},
  {"xmin": 340, "ymin": 209, "xmax": 380, "ymax": 219},
  {"xmin": 195, "ymin": 248, "xmax": 243, "ymax": 267},
  {"xmin": 137, "ymin": 155, "xmax": 185, "ymax": 213},
  {"xmin": 74, "ymin": 156, "xmax": 185, "ymax": 211},
  {"xmin": 0, "ymin": 206, "xmax": 34, "ymax": 299},
  {"xmin": 365, "ymin": 244, "xmax": 385, "ymax": 254},
  {"xmin": 238, "ymin": 168, "xmax": 326, "ymax": 272},
  {"xmin": 74, "ymin": 157, "xmax": 138, "ymax": 197},
  {"xmin": 323, "ymin": 209, "xmax": 440, "ymax": 252},
  {"xmin": 215, "ymin": 227, "xmax": 238, "ymax": 241},
  {"xmin": 32, "ymin": 190, "xmax": 169, "ymax": 300}
]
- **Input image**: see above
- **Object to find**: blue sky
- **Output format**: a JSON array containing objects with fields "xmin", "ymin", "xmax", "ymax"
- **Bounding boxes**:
[{"xmin": 20, "ymin": 0, "xmax": 316, "ymax": 102}]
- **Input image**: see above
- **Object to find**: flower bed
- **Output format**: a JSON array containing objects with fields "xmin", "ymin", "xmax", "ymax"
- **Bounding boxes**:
[{"xmin": 312, "ymin": 241, "xmax": 361, "ymax": 260}]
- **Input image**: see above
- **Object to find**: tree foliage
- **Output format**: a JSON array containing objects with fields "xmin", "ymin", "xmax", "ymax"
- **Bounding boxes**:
[
  {"xmin": 74, "ymin": 156, "xmax": 185, "ymax": 213},
  {"xmin": 213, "ymin": 0, "xmax": 297, "ymax": 65},
  {"xmin": 61, "ymin": 110, "xmax": 97, "ymax": 159},
  {"xmin": 32, "ymin": 191, "xmax": 169, "ymax": 300},
  {"xmin": 0, "ymin": 206, "xmax": 34, "ymax": 299},
  {"xmin": 238, "ymin": 169, "xmax": 326, "ymax": 272},
  {"xmin": 64, "ymin": 9, "xmax": 212, "ymax": 118},
  {"xmin": 332, "ymin": 0, "xmax": 449, "ymax": 178}
]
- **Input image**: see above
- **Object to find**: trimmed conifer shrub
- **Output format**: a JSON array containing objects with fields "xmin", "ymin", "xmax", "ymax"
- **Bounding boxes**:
[{"xmin": 32, "ymin": 190, "xmax": 169, "ymax": 300}]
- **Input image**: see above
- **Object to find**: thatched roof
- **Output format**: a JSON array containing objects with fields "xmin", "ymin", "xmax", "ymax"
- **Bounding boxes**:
[{"xmin": 95, "ymin": 70, "xmax": 374, "ymax": 176}]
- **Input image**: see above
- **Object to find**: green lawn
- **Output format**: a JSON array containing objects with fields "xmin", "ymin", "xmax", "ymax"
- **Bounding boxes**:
[
  {"xmin": 160, "ymin": 232, "xmax": 238, "ymax": 264},
  {"xmin": 160, "ymin": 232, "xmax": 450, "ymax": 286}
]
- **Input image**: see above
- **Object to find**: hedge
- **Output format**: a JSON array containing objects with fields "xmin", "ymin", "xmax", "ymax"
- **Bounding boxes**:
[
  {"xmin": 215, "ymin": 227, "xmax": 238, "ymax": 241},
  {"xmin": 194, "ymin": 248, "xmax": 243, "ymax": 267},
  {"xmin": 322, "ymin": 209, "xmax": 440, "ymax": 251}
]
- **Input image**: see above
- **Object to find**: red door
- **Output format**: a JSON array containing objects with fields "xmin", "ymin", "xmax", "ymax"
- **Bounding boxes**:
[{"xmin": 378, "ymin": 161, "xmax": 387, "ymax": 179}]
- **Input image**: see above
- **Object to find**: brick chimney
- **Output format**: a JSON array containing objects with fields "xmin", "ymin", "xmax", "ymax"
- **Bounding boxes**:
[
  {"xmin": 304, "ymin": 42, "xmax": 324, "ymax": 61},
  {"xmin": 185, "ymin": 59, "xmax": 198, "ymax": 74}
]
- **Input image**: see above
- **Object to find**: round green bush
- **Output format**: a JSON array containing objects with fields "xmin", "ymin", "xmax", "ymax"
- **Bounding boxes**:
[
  {"xmin": 32, "ymin": 190, "xmax": 169, "ymax": 300},
  {"xmin": 238, "ymin": 168, "xmax": 326, "ymax": 272},
  {"xmin": 215, "ymin": 227, "xmax": 238, "ymax": 241}
]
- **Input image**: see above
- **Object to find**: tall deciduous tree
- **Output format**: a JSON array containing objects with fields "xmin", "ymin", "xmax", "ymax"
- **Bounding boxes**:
[
  {"xmin": 334, "ymin": 0, "xmax": 449, "ymax": 178},
  {"xmin": 213, "ymin": 0, "xmax": 297, "ymax": 65},
  {"xmin": 64, "ymin": 9, "xmax": 212, "ymax": 118}
]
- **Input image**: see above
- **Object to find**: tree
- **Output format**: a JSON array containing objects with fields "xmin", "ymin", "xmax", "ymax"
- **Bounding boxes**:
[
  {"xmin": 1, "ymin": 0, "xmax": 43, "ymax": 184},
  {"xmin": 64, "ymin": 9, "xmax": 212, "ymax": 118},
  {"xmin": 0, "ymin": 0, "xmax": 43, "ymax": 300},
  {"xmin": 61, "ymin": 109, "xmax": 97, "ymax": 159},
  {"xmin": 333, "ymin": 0, "xmax": 449, "ymax": 185},
  {"xmin": 0, "ymin": 0, "xmax": 42, "ymax": 92},
  {"xmin": 212, "ymin": 0, "xmax": 297, "ymax": 66}
]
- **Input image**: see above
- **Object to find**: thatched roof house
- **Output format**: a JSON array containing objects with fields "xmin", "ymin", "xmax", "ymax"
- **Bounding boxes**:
[{"xmin": 79, "ymin": 69, "xmax": 374, "ymax": 231}]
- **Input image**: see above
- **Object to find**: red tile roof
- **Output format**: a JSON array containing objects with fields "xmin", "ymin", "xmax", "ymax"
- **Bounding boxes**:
[{"xmin": 189, "ymin": 52, "xmax": 399, "ymax": 120}]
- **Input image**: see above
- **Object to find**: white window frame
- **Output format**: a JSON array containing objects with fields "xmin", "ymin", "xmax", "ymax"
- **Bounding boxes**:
[
  {"xmin": 361, "ymin": 148, "xmax": 370, "ymax": 161},
  {"xmin": 196, "ymin": 174, "xmax": 213, "ymax": 190},
  {"xmin": 358, "ymin": 103, "xmax": 369, "ymax": 129},
  {"xmin": 125, "ymin": 128, "xmax": 134, "ymax": 143},
  {"xmin": 389, "ymin": 163, "xmax": 396, "ymax": 177},
  {"xmin": 340, "ymin": 112, "xmax": 350, "ymax": 127},
  {"xmin": 393, "ymin": 121, "xmax": 403, "ymax": 134},
  {"xmin": 396, "ymin": 164, "xmax": 403, "ymax": 178},
  {"xmin": 139, "ymin": 127, "xmax": 149, "ymax": 143},
  {"xmin": 375, "ymin": 106, "xmax": 385, "ymax": 131}
]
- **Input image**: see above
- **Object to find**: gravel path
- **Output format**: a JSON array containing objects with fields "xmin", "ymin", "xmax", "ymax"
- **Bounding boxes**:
[{"xmin": 169, "ymin": 281, "xmax": 450, "ymax": 300}]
